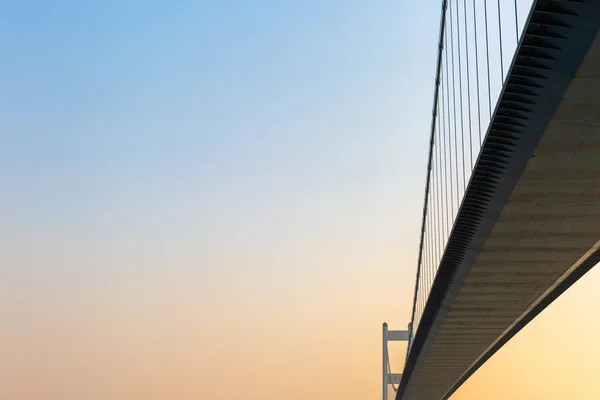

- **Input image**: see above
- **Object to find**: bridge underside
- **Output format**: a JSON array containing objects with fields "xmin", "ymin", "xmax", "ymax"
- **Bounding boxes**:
[{"xmin": 398, "ymin": 2, "xmax": 600, "ymax": 399}]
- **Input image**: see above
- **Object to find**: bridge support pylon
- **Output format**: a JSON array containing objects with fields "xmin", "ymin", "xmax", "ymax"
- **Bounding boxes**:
[{"xmin": 382, "ymin": 322, "xmax": 409, "ymax": 400}]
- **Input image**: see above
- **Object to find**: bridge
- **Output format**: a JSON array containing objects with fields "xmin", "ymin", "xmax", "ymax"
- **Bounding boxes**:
[{"xmin": 386, "ymin": 1, "xmax": 600, "ymax": 399}]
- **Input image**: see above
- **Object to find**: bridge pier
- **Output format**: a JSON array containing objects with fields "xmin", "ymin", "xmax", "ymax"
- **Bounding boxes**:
[{"xmin": 382, "ymin": 322, "xmax": 409, "ymax": 400}]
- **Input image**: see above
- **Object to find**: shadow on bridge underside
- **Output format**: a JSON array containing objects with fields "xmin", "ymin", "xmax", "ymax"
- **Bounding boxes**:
[{"xmin": 398, "ymin": 1, "xmax": 600, "ymax": 399}]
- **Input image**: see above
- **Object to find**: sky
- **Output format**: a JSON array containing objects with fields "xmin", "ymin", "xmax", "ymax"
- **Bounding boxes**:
[{"xmin": 0, "ymin": 1, "xmax": 599, "ymax": 399}]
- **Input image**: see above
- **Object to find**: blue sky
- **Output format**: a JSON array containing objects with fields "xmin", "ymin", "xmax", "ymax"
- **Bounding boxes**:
[
  {"xmin": 1, "ymin": 0, "xmax": 438, "ymax": 233},
  {"xmin": 0, "ymin": 2, "xmax": 442, "ymax": 399},
  {"xmin": 0, "ymin": 0, "xmax": 441, "ymax": 296}
]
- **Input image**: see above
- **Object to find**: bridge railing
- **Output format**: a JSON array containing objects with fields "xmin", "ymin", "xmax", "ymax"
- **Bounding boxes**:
[{"xmin": 408, "ymin": 0, "xmax": 535, "ymax": 351}]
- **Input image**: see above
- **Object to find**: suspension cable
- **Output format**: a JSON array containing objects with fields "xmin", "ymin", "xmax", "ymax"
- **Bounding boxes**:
[
  {"xmin": 498, "ymin": 0, "xmax": 504, "ymax": 82},
  {"xmin": 514, "ymin": 0, "xmax": 519, "ymax": 41},
  {"xmin": 456, "ymin": 0, "xmax": 466, "ymax": 190},
  {"xmin": 473, "ymin": 0, "xmax": 482, "ymax": 146},
  {"xmin": 484, "ymin": 0, "xmax": 492, "ymax": 115},
  {"xmin": 463, "ymin": 0, "xmax": 473, "ymax": 170},
  {"xmin": 445, "ymin": 17, "xmax": 454, "ymax": 226},
  {"xmin": 406, "ymin": 0, "xmax": 449, "ymax": 355},
  {"xmin": 449, "ymin": 0, "xmax": 460, "ymax": 207}
]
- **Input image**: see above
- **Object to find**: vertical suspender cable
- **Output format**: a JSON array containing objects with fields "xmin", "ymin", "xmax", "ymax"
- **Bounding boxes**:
[
  {"xmin": 445, "ymin": 21, "xmax": 454, "ymax": 225},
  {"xmin": 440, "ymin": 64, "xmax": 447, "ymax": 245},
  {"xmin": 425, "ymin": 213, "xmax": 429, "ymax": 303},
  {"xmin": 430, "ymin": 169, "xmax": 435, "ymax": 293},
  {"xmin": 427, "ymin": 181, "xmax": 437, "ymax": 294},
  {"xmin": 441, "ymin": 62, "xmax": 449, "ymax": 242},
  {"xmin": 484, "ymin": 0, "xmax": 492, "ymax": 116},
  {"xmin": 434, "ymin": 154, "xmax": 438, "ymax": 283},
  {"xmin": 473, "ymin": 0, "xmax": 482, "ymax": 147},
  {"xmin": 449, "ymin": 0, "xmax": 460, "ymax": 208},
  {"xmin": 417, "ymin": 265, "xmax": 422, "ymax": 329},
  {"xmin": 428, "ymin": 187, "xmax": 433, "ymax": 294},
  {"xmin": 427, "ymin": 183, "xmax": 437, "ymax": 293},
  {"xmin": 434, "ymin": 97, "xmax": 439, "ymax": 272},
  {"xmin": 463, "ymin": 0, "xmax": 473, "ymax": 170},
  {"xmin": 436, "ymin": 86, "xmax": 443, "ymax": 272},
  {"xmin": 514, "ymin": 0, "xmax": 519, "ymax": 41},
  {"xmin": 456, "ymin": 0, "xmax": 466, "ymax": 191},
  {"xmin": 497, "ymin": 0, "xmax": 504, "ymax": 83}
]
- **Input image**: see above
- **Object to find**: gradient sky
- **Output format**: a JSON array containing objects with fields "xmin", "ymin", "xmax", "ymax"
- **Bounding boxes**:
[{"xmin": 1, "ymin": 1, "xmax": 599, "ymax": 399}]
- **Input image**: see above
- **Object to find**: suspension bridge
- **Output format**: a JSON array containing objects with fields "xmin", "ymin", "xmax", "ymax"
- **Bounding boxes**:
[{"xmin": 384, "ymin": 1, "xmax": 600, "ymax": 399}]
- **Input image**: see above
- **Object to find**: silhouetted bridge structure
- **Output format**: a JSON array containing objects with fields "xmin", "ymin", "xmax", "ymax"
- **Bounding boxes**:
[{"xmin": 388, "ymin": 1, "xmax": 600, "ymax": 399}]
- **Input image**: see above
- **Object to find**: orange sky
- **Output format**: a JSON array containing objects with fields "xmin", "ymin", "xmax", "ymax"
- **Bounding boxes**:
[
  {"xmin": 450, "ymin": 263, "xmax": 600, "ymax": 400},
  {"xmin": 3, "ymin": 218, "xmax": 599, "ymax": 400}
]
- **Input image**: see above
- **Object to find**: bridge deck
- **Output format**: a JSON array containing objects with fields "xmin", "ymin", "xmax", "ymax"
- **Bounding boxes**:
[{"xmin": 398, "ymin": 1, "xmax": 600, "ymax": 399}]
